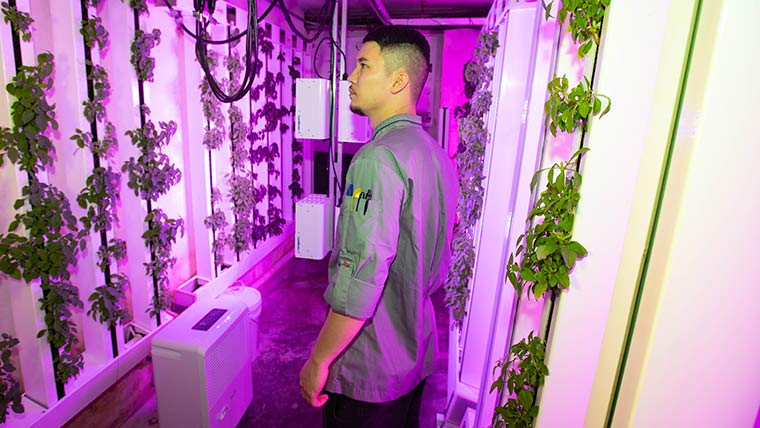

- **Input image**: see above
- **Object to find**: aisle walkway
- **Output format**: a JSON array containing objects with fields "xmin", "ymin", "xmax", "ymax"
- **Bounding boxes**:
[{"xmin": 114, "ymin": 255, "xmax": 450, "ymax": 428}]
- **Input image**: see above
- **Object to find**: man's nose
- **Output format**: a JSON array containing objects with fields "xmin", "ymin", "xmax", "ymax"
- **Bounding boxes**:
[{"xmin": 347, "ymin": 67, "xmax": 358, "ymax": 84}]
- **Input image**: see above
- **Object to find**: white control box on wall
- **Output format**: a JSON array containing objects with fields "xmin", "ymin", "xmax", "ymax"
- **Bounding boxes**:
[
  {"xmin": 338, "ymin": 80, "xmax": 372, "ymax": 143},
  {"xmin": 295, "ymin": 78, "xmax": 330, "ymax": 139},
  {"xmin": 295, "ymin": 194, "xmax": 333, "ymax": 259}
]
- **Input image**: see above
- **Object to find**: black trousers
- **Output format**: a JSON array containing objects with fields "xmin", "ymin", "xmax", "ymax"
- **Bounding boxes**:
[{"xmin": 322, "ymin": 379, "xmax": 427, "ymax": 428}]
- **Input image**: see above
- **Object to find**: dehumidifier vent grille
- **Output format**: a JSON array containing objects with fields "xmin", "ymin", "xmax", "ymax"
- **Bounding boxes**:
[{"xmin": 205, "ymin": 313, "xmax": 249, "ymax": 406}]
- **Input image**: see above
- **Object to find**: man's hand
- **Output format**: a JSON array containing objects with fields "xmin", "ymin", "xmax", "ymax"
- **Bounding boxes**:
[
  {"xmin": 299, "ymin": 309, "xmax": 366, "ymax": 407},
  {"xmin": 299, "ymin": 357, "xmax": 329, "ymax": 408}
]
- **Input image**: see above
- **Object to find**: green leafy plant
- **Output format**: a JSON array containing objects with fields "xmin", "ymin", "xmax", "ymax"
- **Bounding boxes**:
[
  {"xmin": 123, "ymin": 109, "xmax": 183, "ymax": 316},
  {"xmin": 444, "ymin": 30, "xmax": 498, "ymax": 328},
  {"xmin": 0, "ymin": 52, "xmax": 86, "ymax": 386},
  {"xmin": 544, "ymin": 0, "xmax": 610, "ymax": 57},
  {"xmin": 0, "ymin": 53, "xmax": 57, "ymax": 175},
  {"xmin": 506, "ymin": 148, "xmax": 589, "ymax": 299},
  {"xmin": 200, "ymin": 50, "xmax": 225, "ymax": 151},
  {"xmin": 203, "ymin": 188, "xmax": 229, "ymax": 267},
  {"xmin": 246, "ymin": 30, "xmax": 289, "ymax": 243},
  {"xmin": 489, "ymin": 0, "xmax": 613, "ymax": 423},
  {"xmin": 77, "ymin": 166, "xmax": 121, "ymax": 234},
  {"xmin": 490, "ymin": 331, "xmax": 549, "ymax": 428},
  {"xmin": 544, "ymin": 75, "xmax": 610, "ymax": 137},
  {"xmin": 80, "ymin": 16, "xmax": 108, "ymax": 51},
  {"xmin": 86, "ymin": 239, "xmax": 129, "ymax": 326},
  {"xmin": 122, "ymin": 118, "xmax": 181, "ymax": 201},
  {"xmin": 122, "ymin": 0, "xmax": 148, "ymax": 16},
  {"xmin": 142, "ymin": 209, "xmax": 184, "ymax": 316},
  {"xmin": 71, "ymin": 122, "xmax": 117, "ymax": 158},
  {"xmin": 75, "ymin": 17, "xmax": 131, "ymax": 326},
  {"xmin": 82, "ymin": 62, "xmax": 111, "ymax": 124},
  {"xmin": 130, "ymin": 28, "xmax": 161, "ymax": 82},
  {"xmin": 226, "ymin": 50, "xmax": 254, "ymax": 255},
  {"xmin": 87, "ymin": 273, "xmax": 130, "ymax": 325},
  {"xmin": 0, "ymin": 1, "xmax": 32, "ymax": 42},
  {"xmin": 199, "ymin": 50, "xmax": 228, "ymax": 269},
  {"xmin": 0, "ymin": 333, "xmax": 23, "ymax": 424}
]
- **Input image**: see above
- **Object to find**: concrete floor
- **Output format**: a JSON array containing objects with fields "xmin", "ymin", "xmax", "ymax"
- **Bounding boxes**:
[{"xmin": 75, "ymin": 255, "xmax": 449, "ymax": 428}]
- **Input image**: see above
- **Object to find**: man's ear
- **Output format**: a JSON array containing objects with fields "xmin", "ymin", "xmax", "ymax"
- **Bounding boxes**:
[{"xmin": 390, "ymin": 68, "xmax": 410, "ymax": 95}]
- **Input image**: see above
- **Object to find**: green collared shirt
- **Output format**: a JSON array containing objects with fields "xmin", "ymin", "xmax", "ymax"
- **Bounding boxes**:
[{"xmin": 323, "ymin": 114, "xmax": 459, "ymax": 402}]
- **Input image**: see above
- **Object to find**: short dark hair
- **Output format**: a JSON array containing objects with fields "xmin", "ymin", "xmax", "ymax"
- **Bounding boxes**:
[{"xmin": 363, "ymin": 26, "xmax": 431, "ymax": 101}]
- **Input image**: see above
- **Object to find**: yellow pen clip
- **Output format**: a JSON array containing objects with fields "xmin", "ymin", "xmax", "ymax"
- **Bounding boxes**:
[{"xmin": 351, "ymin": 188, "xmax": 362, "ymax": 211}]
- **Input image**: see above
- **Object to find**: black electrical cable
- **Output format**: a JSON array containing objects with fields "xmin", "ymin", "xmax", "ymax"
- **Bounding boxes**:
[
  {"xmin": 312, "ymin": 36, "xmax": 348, "ymax": 79},
  {"xmin": 171, "ymin": 0, "xmax": 336, "ymax": 103},
  {"xmin": 166, "ymin": 0, "xmax": 334, "ymax": 46},
  {"xmin": 194, "ymin": 0, "xmax": 258, "ymax": 102},
  {"xmin": 161, "ymin": 0, "xmax": 276, "ymax": 44},
  {"xmin": 312, "ymin": 37, "xmax": 329, "ymax": 79},
  {"xmin": 279, "ymin": 0, "xmax": 335, "ymax": 44}
]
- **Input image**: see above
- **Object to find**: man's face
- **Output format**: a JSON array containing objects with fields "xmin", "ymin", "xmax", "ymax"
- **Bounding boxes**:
[{"xmin": 347, "ymin": 41, "xmax": 391, "ymax": 117}]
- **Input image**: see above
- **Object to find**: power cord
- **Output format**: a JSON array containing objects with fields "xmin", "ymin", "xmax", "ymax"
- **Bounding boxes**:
[{"xmin": 168, "ymin": 0, "xmax": 337, "ymax": 103}]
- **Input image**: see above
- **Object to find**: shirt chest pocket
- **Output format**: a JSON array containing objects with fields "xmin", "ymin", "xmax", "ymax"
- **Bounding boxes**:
[{"xmin": 340, "ymin": 192, "xmax": 383, "ymax": 258}]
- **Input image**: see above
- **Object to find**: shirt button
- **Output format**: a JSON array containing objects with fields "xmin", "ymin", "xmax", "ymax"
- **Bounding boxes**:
[{"xmin": 343, "ymin": 261, "xmax": 350, "ymax": 267}]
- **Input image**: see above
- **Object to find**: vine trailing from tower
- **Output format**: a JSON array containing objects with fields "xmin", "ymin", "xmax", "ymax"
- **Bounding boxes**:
[
  {"xmin": 248, "ymin": 25, "xmax": 288, "ymax": 245},
  {"xmin": 199, "ymin": 49, "xmax": 229, "ymax": 272},
  {"xmin": 122, "ymin": 1, "xmax": 184, "ymax": 320},
  {"xmin": 490, "ymin": 1, "xmax": 611, "ymax": 426},
  {"xmin": 0, "ymin": 51, "xmax": 87, "ymax": 392},
  {"xmin": 226, "ymin": 37, "xmax": 255, "ymax": 257},
  {"xmin": 76, "ymin": 0, "xmax": 131, "ymax": 354},
  {"xmin": 444, "ymin": 30, "xmax": 499, "ymax": 329}
]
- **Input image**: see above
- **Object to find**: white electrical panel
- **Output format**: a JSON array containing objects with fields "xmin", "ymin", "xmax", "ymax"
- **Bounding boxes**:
[
  {"xmin": 295, "ymin": 194, "xmax": 333, "ymax": 259},
  {"xmin": 295, "ymin": 78, "xmax": 330, "ymax": 139},
  {"xmin": 338, "ymin": 80, "xmax": 372, "ymax": 143}
]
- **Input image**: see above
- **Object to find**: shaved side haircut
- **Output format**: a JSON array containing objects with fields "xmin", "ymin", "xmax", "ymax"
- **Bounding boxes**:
[{"xmin": 363, "ymin": 26, "xmax": 431, "ymax": 102}]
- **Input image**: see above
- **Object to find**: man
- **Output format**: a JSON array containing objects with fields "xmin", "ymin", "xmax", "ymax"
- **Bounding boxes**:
[{"xmin": 299, "ymin": 26, "xmax": 458, "ymax": 428}]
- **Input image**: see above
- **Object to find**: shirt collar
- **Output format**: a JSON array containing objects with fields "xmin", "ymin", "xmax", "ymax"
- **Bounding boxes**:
[{"xmin": 371, "ymin": 114, "xmax": 422, "ymax": 140}]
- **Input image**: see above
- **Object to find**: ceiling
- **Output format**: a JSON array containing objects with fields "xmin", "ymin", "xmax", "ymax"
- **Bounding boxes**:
[{"xmin": 297, "ymin": 0, "xmax": 493, "ymax": 26}]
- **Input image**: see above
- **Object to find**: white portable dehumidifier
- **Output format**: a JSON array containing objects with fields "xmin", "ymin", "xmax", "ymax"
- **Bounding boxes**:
[{"xmin": 151, "ymin": 294, "xmax": 252, "ymax": 428}]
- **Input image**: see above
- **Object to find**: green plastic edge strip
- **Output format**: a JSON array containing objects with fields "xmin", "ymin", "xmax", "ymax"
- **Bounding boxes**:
[{"xmin": 604, "ymin": 0, "xmax": 705, "ymax": 426}]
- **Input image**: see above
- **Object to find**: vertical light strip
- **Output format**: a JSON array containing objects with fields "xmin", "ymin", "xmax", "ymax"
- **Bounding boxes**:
[{"xmin": 603, "ymin": 0, "xmax": 703, "ymax": 425}]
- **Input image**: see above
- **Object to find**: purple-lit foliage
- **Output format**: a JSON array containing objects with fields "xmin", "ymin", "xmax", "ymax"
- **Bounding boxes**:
[
  {"xmin": 0, "ymin": 52, "xmax": 87, "ymax": 387},
  {"xmin": 227, "ymin": 49, "xmax": 255, "ymax": 254},
  {"xmin": 0, "ymin": 333, "xmax": 23, "ymax": 423},
  {"xmin": 71, "ymin": 121, "xmax": 117, "ymax": 158},
  {"xmin": 142, "ymin": 209, "xmax": 185, "ymax": 317},
  {"xmin": 130, "ymin": 28, "xmax": 161, "ymax": 82},
  {"xmin": 247, "ymin": 26, "xmax": 286, "ymax": 243},
  {"xmin": 123, "ymin": 0, "xmax": 148, "ymax": 16},
  {"xmin": 203, "ymin": 188, "xmax": 229, "ymax": 267},
  {"xmin": 80, "ymin": 15, "xmax": 108, "ymax": 52},
  {"xmin": 444, "ymin": 30, "xmax": 498, "ymax": 328},
  {"xmin": 199, "ymin": 50, "xmax": 229, "ymax": 268},
  {"xmin": 87, "ymin": 272, "xmax": 130, "ymax": 326},
  {"xmin": 123, "ymin": 118, "xmax": 181, "ymax": 201},
  {"xmin": 200, "ymin": 50, "xmax": 225, "ymax": 150},
  {"xmin": 82, "ymin": 62, "xmax": 110, "ymax": 123},
  {"xmin": 123, "ymin": 108, "xmax": 184, "ymax": 316},
  {"xmin": 0, "ymin": 2, "xmax": 31, "ymax": 42},
  {"xmin": 77, "ymin": 166, "xmax": 121, "ymax": 235}
]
